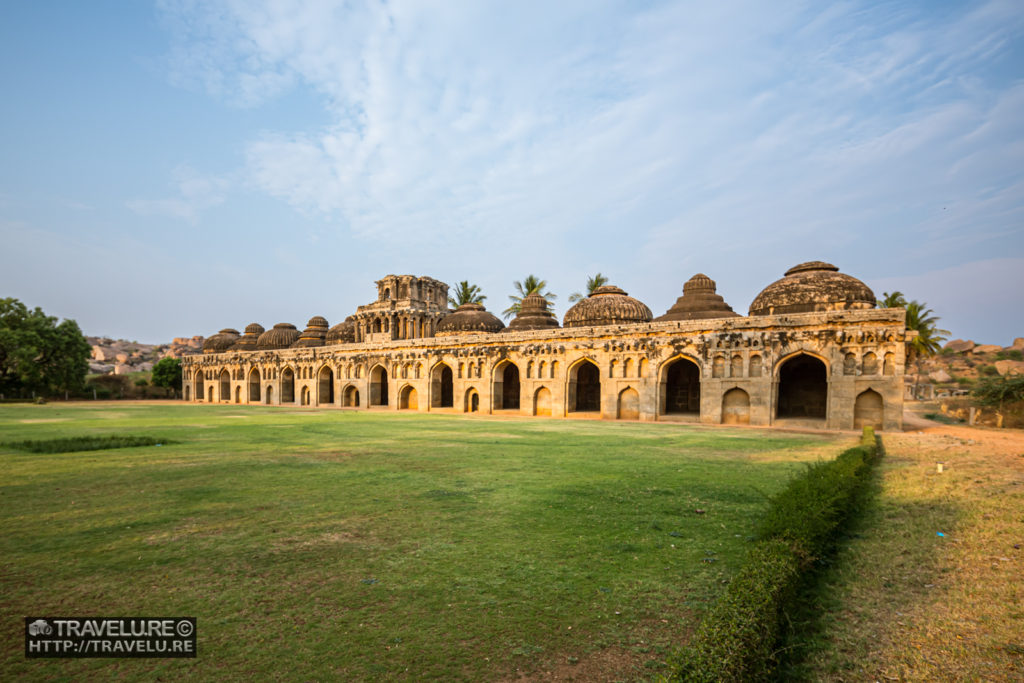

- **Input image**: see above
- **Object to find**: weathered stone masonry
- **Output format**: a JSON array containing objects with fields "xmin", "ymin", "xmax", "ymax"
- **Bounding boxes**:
[{"xmin": 183, "ymin": 263, "xmax": 908, "ymax": 431}]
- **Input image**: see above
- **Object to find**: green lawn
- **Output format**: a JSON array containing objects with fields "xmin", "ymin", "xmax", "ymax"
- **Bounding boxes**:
[{"xmin": 0, "ymin": 403, "xmax": 843, "ymax": 681}]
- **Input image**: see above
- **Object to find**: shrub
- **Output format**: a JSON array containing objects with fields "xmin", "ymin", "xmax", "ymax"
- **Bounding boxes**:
[
  {"xmin": 666, "ymin": 428, "xmax": 879, "ymax": 682},
  {"xmin": 979, "ymin": 365, "xmax": 999, "ymax": 376},
  {"xmin": 995, "ymin": 349, "xmax": 1023, "ymax": 361},
  {"xmin": 972, "ymin": 375, "xmax": 1024, "ymax": 409}
]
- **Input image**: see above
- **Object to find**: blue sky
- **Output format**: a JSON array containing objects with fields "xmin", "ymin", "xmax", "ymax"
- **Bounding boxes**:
[{"xmin": 1, "ymin": 0, "xmax": 1022, "ymax": 344}]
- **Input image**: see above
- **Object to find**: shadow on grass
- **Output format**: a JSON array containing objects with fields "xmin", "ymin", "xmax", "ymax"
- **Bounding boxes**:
[{"xmin": 774, "ymin": 458, "xmax": 961, "ymax": 681}]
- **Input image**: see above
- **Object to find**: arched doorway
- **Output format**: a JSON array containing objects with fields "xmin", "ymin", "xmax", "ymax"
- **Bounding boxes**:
[
  {"xmin": 721, "ymin": 388, "xmax": 751, "ymax": 424},
  {"xmin": 777, "ymin": 354, "xmax": 827, "ymax": 419},
  {"xmin": 854, "ymin": 389, "xmax": 884, "ymax": 429},
  {"xmin": 343, "ymin": 385, "xmax": 360, "ymax": 407},
  {"xmin": 265, "ymin": 385, "xmax": 273, "ymax": 404},
  {"xmin": 318, "ymin": 366, "xmax": 334, "ymax": 405},
  {"xmin": 533, "ymin": 387, "xmax": 552, "ymax": 416},
  {"xmin": 369, "ymin": 365, "xmax": 389, "ymax": 406},
  {"xmin": 399, "ymin": 385, "xmax": 418, "ymax": 410},
  {"xmin": 184, "ymin": 385, "xmax": 191, "ymax": 401},
  {"xmin": 301, "ymin": 386, "xmax": 310, "ymax": 405},
  {"xmin": 207, "ymin": 385, "xmax": 214, "ymax": 402},
  {"xmin": 493, "ymin": 361, "xmax": 520, "ymax": 410},
  {"xmin": 195, "ymin": 371, "xmax": 205, "ymax": 402},
  {"xmin": 219, "ymin": 369, "xmax": 230, "ymax": 402},
  {"xmin": 431, "ymin": 363, "xmax": 454, "ymax": 408},
  {"xmin": 465, "ymin": 389, "xmax": 480, "ymax": 413},
  {"xmin": 617, "ymin": 387, "xmax": 640, "ymax": 420},
  {"xmin": 569, "ymin": 360, "xmax": 601, "ymax": 413},
  {"xmin": 281, "ymin": 368, "xmax": 296, "ymax": 404},
  {"xmin": 234, "ymin": 386, "xmax": 241, "ymax": 404},
  {"xmin": 661, "ymin": 357, "xmax": 700, "ymax": 415},
  {"xmin": 248, "ymin": 368, "xmax": 261, "ymax": 403}
]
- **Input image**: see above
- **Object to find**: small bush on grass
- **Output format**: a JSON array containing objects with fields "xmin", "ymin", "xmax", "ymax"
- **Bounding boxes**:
[
  {"xmin": 4, "ymin": 435, "xmax": 176, "ymax": 454},
  {"xmin": 666, "ymin": 428, "xmax": 879, "ymax": 682}
]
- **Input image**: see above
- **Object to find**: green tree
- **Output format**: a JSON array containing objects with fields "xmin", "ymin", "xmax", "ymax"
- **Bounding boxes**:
[
  {"xmin": 502, "ymin": 275, "xmax": 556, "ymax": 320},
  {"xmin": 0, "ymin": 298, "xmax": 90, "ymax": 398},
  {"xmin": 447, "ymin": 281, "xmax": 486, "ymax": 308},
  {"xmin": 151, "ymin": 357, "xmax": 183, "ymax": 398},
  {"xmin": 568, "ymin": 273, "xmax": 609, "ymax": 303}
]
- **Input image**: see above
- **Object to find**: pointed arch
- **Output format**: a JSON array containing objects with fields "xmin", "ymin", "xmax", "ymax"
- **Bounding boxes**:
[
  {"xmin": 248, "ymin": 368, "xmax": 261, "ymax": 403},
  {"xmin": 492, "ymin": 359, "xmax": 521, "ymax": 410},
  {"xmin": 398, "ymin": 385, "xmax": 418, "ymax": 410},
  {"xmin": 195, "ymin": 370, "xmax": 205, "ymax": 402},
  {"xmin": 533, "ymin": 386, "xmax": 552, "ymax": 416},
  {"xmin": 776, "ymin": 353, "xmax": 828, "ymax": 419},
  {"xmin": 281, "ymin": 367, "xmax": 296, "ymax": 404},
  {"xmin": 368, "ymin": 364, "xmax": 389, "ymax": 406},
  {"xmin": 430, "ymin": 362, "xmax": 454, "ymax": 408},
  {"xmin": 659, "ymin": 355, "xmax": 701, "ymax": 416},
  {"xmin": 219, "ymin": 369, "xmax": 230, "ymax": 402},
  {"xmin": 343, "ymin": 384, "xmax": 360, "ymax": 407},
  {"xmin": 568, "ymin": 358, "xmax": 601, "ymax": 413},
  {"xmin": 465, "ymin": 387, "xmax": 480, "ymax": 413},
  {"xmin": 854, "ymin": 389, "xmax": 884, "ymax": 429},
  {"xmin": 317, "ymin": 365, "xmax": 334, "ymax": 405},
  {"xmin": 721, "ymin": 388, "xmax": 750, "ymax": 424},
  {"xmin": 617, "ymin": 386, "xmax": 640, "ymax": 420}
]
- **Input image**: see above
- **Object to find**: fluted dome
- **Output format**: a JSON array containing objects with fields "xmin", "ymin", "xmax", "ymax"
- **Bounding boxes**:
[
  {"xmin": 256, "ymin": 323, "xmax": 300, "ymax": 350},
  {"xmin": 563, "ymin": 285, "xmax": 653, "ymax": 328},
  {"xmin": 326, "ymin": 316, "xmax": 356, "ymax": 344},
  {"xmin": 202, "ymin": 328, "xmax": 240, "ymax": 353},
  {"xmin": 506, "ymin": 292, "xmax": 560, "ymax": 332},
  {"xmin": 749, "ymin": 261, "xmax": 876, "ymax": 317},
  {"xmin": 230, "ymin": 323, "xmax": 265, "ymax": 351},
  {"xmin": 435, "ymin": 303, "xmax": 505, "ymax": 336},
  {"xmin": 655, "ymin": 274, "xmax": 740, "ymax": 322},
  {"xmin": 293, "ymin": 315, "xmax": 329, "ymax": 348}
]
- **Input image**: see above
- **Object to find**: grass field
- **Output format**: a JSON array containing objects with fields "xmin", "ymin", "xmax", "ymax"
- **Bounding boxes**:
[{"xmin": 0, "ymin": 403, "xmax": 843, "ymax": 681}]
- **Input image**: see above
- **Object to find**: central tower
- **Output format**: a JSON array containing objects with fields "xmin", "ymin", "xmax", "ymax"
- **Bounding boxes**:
[{"xmin": 352, "ymin": 275, "xmax": 450, "ymax": 342}]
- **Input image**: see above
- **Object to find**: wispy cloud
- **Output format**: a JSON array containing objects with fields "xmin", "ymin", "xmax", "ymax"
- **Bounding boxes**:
[{"xmin": 126, "ymin": 165, "xmax": 229, "ymax": 223}]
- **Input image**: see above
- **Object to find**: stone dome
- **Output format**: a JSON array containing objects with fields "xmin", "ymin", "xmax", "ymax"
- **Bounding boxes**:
[
  {"xmin": 230, "ymin": 323, "xmax": 265, "ymax": 351},
  {"xmin": 506, "ymin": 292, "xmax": 560, "ymax": 332},
  {"xmin": 655, "ymin": 274, "xmax": 740, "ymax": 322},
  {"xmin": 203, "ymin": 328, "xmax": 240, "ymax": 353},
  {"xmin": 435, "ymin": 303, "xmax": 505, "ymax": 336},
  {"xmin": 563, "ymin": 285, "xmax": 653, "ymax": 328},
  {"xmin": 749, "ymin": 261, "xmax": 876, "ymax": 317},
  {"xmin": 326, "ymin": 316, "xmax": 357, "ymax": 344},
  {"xmin": 256, "ymin": 323, "xmax": 300, "ymax": 350},
  {"xmin": 293, "ymin": 316, "xmax": 329, "ymax": 348}
]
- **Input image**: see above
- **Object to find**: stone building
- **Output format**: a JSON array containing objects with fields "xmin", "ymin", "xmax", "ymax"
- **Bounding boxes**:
[{"xmin": 182, "ymin": 263, "xmax": 908, "ymax": 431}]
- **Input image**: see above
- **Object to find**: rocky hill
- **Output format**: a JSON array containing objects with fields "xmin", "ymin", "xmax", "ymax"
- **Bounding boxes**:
[
  {"xmin": 911, "ymin": 337, "xmax": 1024, "ymax": 398},
  {"xmin": 86, "ymin": 336, "xmax": 204, "ymax": 376}
]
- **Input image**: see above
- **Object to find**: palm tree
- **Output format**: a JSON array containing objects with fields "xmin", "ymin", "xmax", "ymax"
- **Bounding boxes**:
[
  {"xmin": 448, "ymin": 281, "xmax": 486, "ymax": 308},
  {"xmin": 502, "ymin": 275, "xmax": 556, "ymax": 320},
  {"xmin": 877, "ymin": 291, "xmax": 908, "ymax": 308},
  {"xmin": 568, "ymin": 273, "xmax": 609, "ymax": 303},
  {"xmin": 901, "ymin": 299, "xmax": 950, "ymax": 399}
]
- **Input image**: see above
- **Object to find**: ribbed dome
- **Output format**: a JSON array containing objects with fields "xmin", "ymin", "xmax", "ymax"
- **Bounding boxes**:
[
  {"xmin": 293, "ymin": 315, "xmax": 329, "ymax": 348},
  {"xmin": 563, "ymin": 285, "xmax": 653, "ymax": 328},
  {"xmin": 230, "ymin": 323, "xmax": 265, "ymax": 351},
  {"xmin": 256, "ymin": 323, "xmax": 300, "ymax": 350},
  {"xmin": 655, "ymin": 274, "xmax": 740, "ymax": 322},
  {"xmin": 507, "ymin": 292, "xmax": 560, "ymax": 332},
  {"xmin": 436, "ymin": 303, "xmax": 505, "ymax": 336},
  {"xmin": 749, "ymin": 261, "xmax": 876, "ymax": 317},
  {"xmin": 326, "ymin": 316, "xmax": 357, "ymax": 344},
  {"xmin": 202, "ymin": 328, "xmax": 240, "ymax": 353}
]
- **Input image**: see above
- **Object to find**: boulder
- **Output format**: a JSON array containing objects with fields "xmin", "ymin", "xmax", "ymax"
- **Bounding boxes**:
[
  {"xmin": 1013, "ymin": 338, "xmax": 1024, "ymax": 350},
  {"xmin": 944, "ymin": 339, "xmax": 975, "ymax": 353},
  {"xmin": 928, "ymin": 369, "xmax": 953, "ymax": 383},
  {"xmin": 115, "ymin": 352, "xmax": 130, "ymax": 364},
  {"xmin": 972, "ymin": 344, "xmax": 1002, "ymax": 354},
  {"xmin": 994, "ymin": 360, "xmax": 1024, "ymax": 376},
  {"xmin": 91, "ymin": 346, "xmax": 108, "ymax": 361},
  {"xmin": 113, "ymin": 363, "xmax": 132, "ymax": 375}
]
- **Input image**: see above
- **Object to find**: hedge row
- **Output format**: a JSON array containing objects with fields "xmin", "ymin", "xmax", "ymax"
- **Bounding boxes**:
[{"xmin": 667, "ymin": 427, "xmax": 880, "ymax": 682}]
